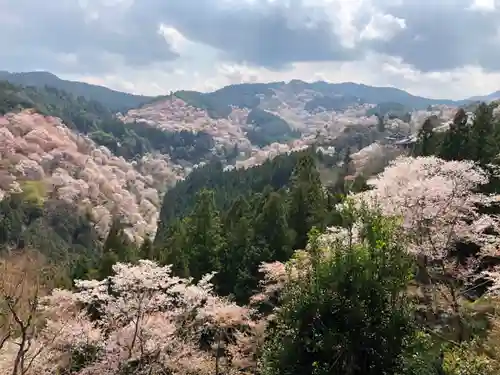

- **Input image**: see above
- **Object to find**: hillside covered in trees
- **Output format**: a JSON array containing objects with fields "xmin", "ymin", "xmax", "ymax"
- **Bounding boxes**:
[
  {"xmin": 4, "ymin": 72, "xmax": 500, "ymax": 374},
  {"xmin": 0, "ymin": 81, "xmax": 215, "ymax": 162},
  {"xmin": 0, "ymin": 71, "xmax": 154, "ymax": 112},
  {"xmin": 5, "ymin": 134, "xmax": 500, "ymax": 374}
]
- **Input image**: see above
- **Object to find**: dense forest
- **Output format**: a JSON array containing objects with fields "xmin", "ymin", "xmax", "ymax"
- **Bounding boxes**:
[
  {"xmin": 173, "ymin": 83, "xmax": 279, "ymax": 119},
  {"xmin": 0, "ymin": 70, "xmax": 153, "ymax": 112},
  {"xmin": 245, "ymin": 108, "xmax": 301, "ymax": 146},
  {"xmin": 0, "ymin": 81, "xmax": 215, "ymax": 162},
  {"xmin": 3, "ymin": 90, "xmax": 500, "ymax": 374}
]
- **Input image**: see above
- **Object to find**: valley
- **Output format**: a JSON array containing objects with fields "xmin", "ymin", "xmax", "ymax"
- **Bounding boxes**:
[
  {"xmin": 2, "ymin": 70, "xmax": 500, "ymax": 375},
  {"xmin": 0, "ymin": 72, "xmax": 493, "ymax": 246}
]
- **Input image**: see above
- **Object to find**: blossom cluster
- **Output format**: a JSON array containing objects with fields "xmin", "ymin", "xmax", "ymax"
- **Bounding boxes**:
[
  {"xmin": 0, "ymin": 110, "xmax": 184, "ymax": 241},
  {"xmin": 1, "ymin": 260, "xmax": 259, "ymax": 375}
]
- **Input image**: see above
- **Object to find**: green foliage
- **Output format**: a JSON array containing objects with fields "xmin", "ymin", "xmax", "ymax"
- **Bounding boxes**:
[
  {"xmin": 0, "ymin": 70, "xmax": 152, "ymax": 112},
  {"xmin": 366, "ymin": 102, "xmax": 412, "ymax": 122},
  {"xmin": 442, "ymin": 341, "xmax": 499, "ymax": 375},
  {"xmin": 19, "ymin": 180, "xmax": 46, "ymax": 207},
  {"xmin": 396, "ymin": 331, "xmax": 442, "ymax": 375},
  {"xmin": 304, "ymin": 95, "xmax": 364, "ymax": 112},
  {"xmin": 0, "ymin": 80, "xmax": 215, "ymax": 162},
  {"xmin": 414, "ymin": 102, "xmax": 500, "ymax": 168},
  {"xmin": 439, "ymin": 108, "xmax": 470, "ymax": 161},
  {"xmin": 467, "ymin": 102, "xmax": 498, "ymax": 166},
  {"xmin": 183, "ymin": 189, "xmax": 225, "ymax": 280},
  {"xmin": 154, "ymin": 151, "xmax": 334, "ymax": 302},
  {"xmin": 174, "ymin": 83, "xmax": 278, "ymax": 119},
  {"xmin": 0, "ymin": 190, "xmax": 102, "ymax": 279},
  {"xmin": 287, "ymin": 153, "xmax": 328, "ymax": 249},
  {"xmin": 260, "ymin": 204, "xmax": 416, "ymax": 375},
  {"xmin": 155, "ymin": 149, "xmax": 316, "ymax": 234},
  {"xmin": 412, "ymin": 116, "xmax": 445, "ymax": 157},
  {"xmin": 245, "ymin": 108, "xmax": 300, "ymax": 146}
]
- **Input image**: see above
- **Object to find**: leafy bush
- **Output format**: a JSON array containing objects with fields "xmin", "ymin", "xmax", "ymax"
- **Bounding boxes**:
[{"xmin": 261, "ymin": 203, "xmax": 416, "ymax": 375}]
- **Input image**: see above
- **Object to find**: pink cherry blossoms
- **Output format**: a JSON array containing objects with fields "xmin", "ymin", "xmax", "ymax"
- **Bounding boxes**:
[
  {"xmin": 0, "ymin": 260, "xmax": 259, "ymax": 375},
  {"xmin": 350, "ymin": 156, "xmax": 499, "ymax": 260},
  {"xmin": 0, "ymin": 110, "xmax": 184, "ymax": 242}
]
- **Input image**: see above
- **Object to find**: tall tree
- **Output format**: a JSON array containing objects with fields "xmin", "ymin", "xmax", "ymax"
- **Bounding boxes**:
[
  {"xmin": 288, "ymin": 154, "xmax": 327, "ymax": 249},
  {"xmin": 413, "ymin": 116, "xmax": 437, "ymax": 157},
  {"xmin": 469, "ymin": 103, "xmax": 496, "ymax": 165},
  {"xmin": 439, "ymin": 108, "xmax": 470, "ymax": 161},
  {"xmin": 138, "ymin": 235, "xmax": 154, "ymax": 260},
  {"xmin": 185, "ymin": 189, "xmax": 225, "ymax": 280},
  {"xmin": 102, "ymin": 216, "xmax": 135, "ymax": 262},
  {"xmin": 261, "ymin": 205, "xmax": 416, "ymax": 375},
  {"xmin": 158, "ymin": 219, "xmax": 190, "ymax": 278},
  {"xmin": 255, "ymin": 192, "xmax": 293, "ymax": 262},
  {"xmin": 218, "ymin": 196, "xmax": 258, "ymax": 301}
]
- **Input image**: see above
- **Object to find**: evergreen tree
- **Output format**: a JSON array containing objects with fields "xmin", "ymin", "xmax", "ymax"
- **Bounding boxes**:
[
  {"xmin": 218, "ymin": 196, "xmax": 255, "ymax": 299},
  {"xmin": 185, "ymin": 189, "xmax": 225, "ymax": 280},
  {"xmin": 255, "ymin": 191, "xmax": 293, "ymax": 262},
  {"xmin": 159, "ymin": 219, "xmax": 190, "ymax": 277},
  {"xmin": 138, "ymin": 235, "xmax": 154, "ymax": 260},
  {"xmin": 439, "ymin": 108, "xmax": 469, "ymax": 161},
  {"xmin": 97, "ymin": 250, "xmax": 119, "ymax": 280},
  {"xmin": 469, "ymin": 103, "xmax": 496, "ymax": 165},
  {"xmin": 103, "ymin": 216, "xmax": 136, "ymax": 263},
  {"xmin": 288, "ymin": 154, "xmax": 327, "ymax": 249},
  {"xmin": 413, "ymin": 116, "xmax": 438, "ymax": 157},
  {"xmin": 261, "ymin": 205, "xmax": 416, "ymax": 375}
]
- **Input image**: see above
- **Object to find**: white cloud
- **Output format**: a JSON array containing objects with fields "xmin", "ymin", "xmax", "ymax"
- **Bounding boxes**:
[
  {"xmin": 61, "ymin": 52, "xmax": 500, "ymax": 100},
  {"xmin": 469, "ymin": 0, "xmax": 497, "ymax": 12},
  {"xmin": 360, "ymin": 13, "xmax": 406, "ymax": 41},
  {"xmin": 1, "ymin": 0, "xmax": 500, "ymax": 99}
]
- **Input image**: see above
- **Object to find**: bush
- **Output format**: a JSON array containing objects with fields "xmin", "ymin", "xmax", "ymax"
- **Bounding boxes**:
[{"xmin": 260, "ymin": 203, "xmax": 416, "ymax": 375}]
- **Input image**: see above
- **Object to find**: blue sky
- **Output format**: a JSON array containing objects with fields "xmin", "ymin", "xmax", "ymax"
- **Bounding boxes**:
[{"xmin": 1, "ymin": 0, "xmax": 500, "ymax": 99}]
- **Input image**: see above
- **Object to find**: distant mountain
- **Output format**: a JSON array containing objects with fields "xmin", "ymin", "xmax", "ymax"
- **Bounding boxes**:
[
  {"xmin": 288, "ymin": 80, "xmax": 460, "ymax": 108},
  {"xmin": 0, "ymin": 80, "xmax": 214, "ymax": 162},
  {"xmin": 467, "ymin": 90, "xmax": 500, "ymax": 103},
  {"xmin": 0, "ymin": 71, "xmax": 481, "ymax": 117},
  {"xmin": 172, "ymin": 80, "xmax": 466, "ymax": 120},
  {"xmin": 0, "ymin": 70, "xmax": 154, "ymax": 112}
]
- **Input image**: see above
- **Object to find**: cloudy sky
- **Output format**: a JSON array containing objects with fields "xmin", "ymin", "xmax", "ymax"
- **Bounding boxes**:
[{"xmin": 1, "ymin": 0, "xmax": 500, "ymax": 99}]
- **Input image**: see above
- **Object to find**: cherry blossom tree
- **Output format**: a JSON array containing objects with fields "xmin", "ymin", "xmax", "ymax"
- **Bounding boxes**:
[
  {"xmin": 350, "ymin": 156, "xmax": 495, "ymax": 260},
  {"xmin": 0, "ymin": 250, "xmax": 58, "ymax": 375},
  {"xmin": 347, "ymin": 156, "xmax": 500, "ymax": 341},
  {"xmin": 5, "ymin": 260, "xmax": 260, "ymax": 375}
]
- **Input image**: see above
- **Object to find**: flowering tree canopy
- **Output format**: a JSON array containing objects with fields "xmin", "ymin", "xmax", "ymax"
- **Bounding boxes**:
[
  {"xmin": 1, "ymin": 260, "xmax": 259, "ymax": 375},
  {"xmin": 350, "ymin": 156, "xmax": 499, "ymax": 261}
]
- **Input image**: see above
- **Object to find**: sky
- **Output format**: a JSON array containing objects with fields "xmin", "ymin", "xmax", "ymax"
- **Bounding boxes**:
[{"xmin": 1, "ymin": 0, "xmax": 500, "ymax": 99}]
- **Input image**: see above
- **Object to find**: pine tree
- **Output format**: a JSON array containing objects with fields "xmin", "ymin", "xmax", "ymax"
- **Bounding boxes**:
[
  {"xmin": 185, "ymin": 189, "xmax": 225, "ymax": 280},
  {"xmin": 469, "ymin": 103, "xmax": 495, "ymax": 165},
  {"xmin": 103, "ymin": 216, "xmax": 136, "ymax": 263},
  {"xmin": 98, "ymin": 250, "xmax": 119, "ymax": 280},
  {"xmin": 439, "ymin": 108, "xmax": 469, "ymax": 161},
  {"xmin": 256, "ymin": 191, "xmax": 293, "ymax": 261},
  {"xmin": 218, "ymin": 196, "xmax": 256, "ymax": 300},
  {"xmin": 138, "ymin": 235, "xmax": 154, "ymax": 260},
  {"xmin": 159, "ymin": 219, "xmax": 190, "ymax": 277},
  {"xmin": 413, "ymin": 117, "xmax": 436, "ymax": 156},
  {"xmin": 288, "ymin": 155, "xmax": 327, "ymax": 249}
]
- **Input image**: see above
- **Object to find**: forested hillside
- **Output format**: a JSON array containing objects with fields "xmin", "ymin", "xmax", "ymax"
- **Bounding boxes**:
[
  {"xmin": 173, "ymin": 80, "xmax": 462, "ymax": 119},
  {"xmin": 0, "ymin": 81, "xmax": 214, "ymax": 162},
  {"xmin": 0, "ymin": 71, "xmax": 153, "ymax": 111},
  {"xmin": 4, "ymin": 72, "xmax": 500, "ymax": 374}
]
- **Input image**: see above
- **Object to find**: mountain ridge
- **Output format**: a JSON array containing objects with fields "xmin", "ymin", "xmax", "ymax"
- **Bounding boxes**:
[
  {"xmin": 0, "ymin": 70, "xmax": 154, "ymax": 112},
  {"xmin": 2, "ymin": 70, "xmax": 498, "ymax": 115}
]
